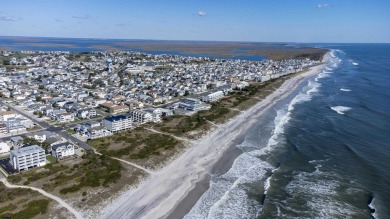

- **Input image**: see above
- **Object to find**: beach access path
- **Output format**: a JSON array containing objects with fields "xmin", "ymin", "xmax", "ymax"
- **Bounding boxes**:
[
  {"xmin": 0, "ymin": 177, "xmax": 83, "ymax": 219},
  {"xmin": 99, "ymin": 64, "xmax": 326, "ymax": 219}
]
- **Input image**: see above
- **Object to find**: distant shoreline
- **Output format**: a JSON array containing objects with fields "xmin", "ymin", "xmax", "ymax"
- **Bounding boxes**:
[{"xmin": 0, "ymin": 36, "xmax": 328, "ymax": 61}]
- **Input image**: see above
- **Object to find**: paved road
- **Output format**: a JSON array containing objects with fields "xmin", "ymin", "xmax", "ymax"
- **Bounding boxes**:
[{"xmin": 0, "ymin": 101, "xmax": 92, "ymax": 151}]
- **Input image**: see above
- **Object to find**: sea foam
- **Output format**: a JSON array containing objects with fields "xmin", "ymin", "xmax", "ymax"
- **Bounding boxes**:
[
  {"xmin": 281, "ymin": 161, "xmax": 370, "ymax": 218},
  {"xmin": 331, "ymin": 106, "xmax": 352, "ymax": 115}
]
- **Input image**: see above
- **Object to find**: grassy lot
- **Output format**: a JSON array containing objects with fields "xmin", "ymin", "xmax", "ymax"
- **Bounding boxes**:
[
  {"xmin": 6, "ymin": 150, "xmax": 147, "ymax": 212},
  {"xmin": 46, "ymin": 155, "xmax": 57, "ymax": 163},
  {"xmin": 0, "ymin": 182, "xmax": 51, "ymax": 218},
  {"xmin": 66, "ymin": 128, "xmax": 75, "ymax": 134},
  {"xmin": 88, "ymin": 127, "xmax": 182, "ymax": 168},
  {"xmin": 8, "ymin": 151, "xmax": 122, "ymax": 193}
]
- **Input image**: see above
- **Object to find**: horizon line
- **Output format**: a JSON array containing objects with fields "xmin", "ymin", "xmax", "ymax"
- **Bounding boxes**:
[{"xmin": 0, "ymin": 35, "xmax": 389, "ymax": 44}]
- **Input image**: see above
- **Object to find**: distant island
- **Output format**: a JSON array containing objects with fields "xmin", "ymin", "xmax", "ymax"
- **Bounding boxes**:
[{"xmin": 0, "ymin": 40, "xmax": 327, "ymax": 218}]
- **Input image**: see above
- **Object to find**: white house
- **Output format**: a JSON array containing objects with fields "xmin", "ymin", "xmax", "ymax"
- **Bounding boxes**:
[
  {"xmin": 0, "ymin": 142, "xmax": 10, "ymax": 154},
  {"xmin": 86, "ymin": 126, "xmax": 112, "ymax": 139},
  {"xmin": 56, "ymin": 112, "xmax": 75, "ymax": 123},
  {"xmin": 51, "ymin": 143, "xmax": 75, "ymax": 159},
  {"xmin": 76, "ymin": 108, "xmax": 97, "ymax": 119}
]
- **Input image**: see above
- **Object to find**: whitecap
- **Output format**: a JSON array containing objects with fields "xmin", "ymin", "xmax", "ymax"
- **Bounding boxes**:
[
  {"xmin": 331, "ymin": 106, "xmax": 352, "ymax": 115},
  {"xmin": 368, "ymin": 198, "xmax": 377, "ymax": 219},
  {"xmin": 340, "ymin": 88, "xmax": 351, "ymax": 92},
  {"xmin": 352, "ymin": 62, "xmax": 359, "ymax": 66},
  {"xmin": 283, "ymin": 166, "xmax": 370, "ymax": 218}
]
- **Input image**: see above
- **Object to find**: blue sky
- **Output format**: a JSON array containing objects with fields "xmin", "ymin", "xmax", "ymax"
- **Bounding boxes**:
[{"xmin": 0, "ymin": 0, "xmax": 389, "ymax": 43}]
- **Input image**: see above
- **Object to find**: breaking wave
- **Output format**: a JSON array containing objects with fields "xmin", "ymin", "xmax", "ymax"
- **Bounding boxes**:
[{"xmin": 331, "ymin": 106, "xmax": 352, "ymax": 115}]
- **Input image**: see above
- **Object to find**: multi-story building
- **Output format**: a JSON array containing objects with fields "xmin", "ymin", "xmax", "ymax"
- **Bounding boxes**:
[
  {"xmin": 178, "ymin": 98, "xmax": 209, "ymax": 111},
  {"xmin": 7, "ymin": 118, "xmax": 26, "ymax": 133},
  {"xmin": 0, "ymin": 111, "xmax": 18, "ymax": 122},
  {"xmin": 10, "ymin": 145, "xmax": 46, "ymax": 171},
  {"xmin": 86, "ymin": 126, "xmax": 112, "ymax": 139},
  {"xmin": 128, "ymin": 110, "xmax": 152, "ymax": 124},
  {"xmin": 51, "ymin": 143, "xmax": 75, "ymax": 159},
  {"xmin": 55, "ymin": 112, "xmax": 75, "ymax": 123},
  {"xmin": 76, "ymin": 108, "xmax": 97, "ymax": 119},
  {"xmin": 201, "ymin": 91, "xmax": 224, "ymax": 102},
  {"xmin": 103, "ymin": 115, "xmax": 133, "ymax": 133},
  {"xmin": 0, "ymin": 123, "xmax": 7, "ymax": 134}
]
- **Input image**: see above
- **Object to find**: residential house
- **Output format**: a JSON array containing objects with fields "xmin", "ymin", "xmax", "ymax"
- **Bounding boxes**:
[
  {"xmin": 86, "ymin": 126, "xmax": 112, "ymax": 139},
  {"xmin": 51, "ymin": 143, "xmax": 75, "ymax": 159},
  {"xmin": 76, "ymin": 108, "xmax": 96, "ymax": 119},
  {"xmin": 55, "ymin": 112, "xmax": 75, "ymax": 123},
  {"xmin": 0, "ymin": 142, "xmax": 10, "ymax": 154},
  {"xmin": 10, "ymin": 136, "xmax": 23, "ymax": 149},
  {"xmin": 0, "ymin": 123, "xmax": 7, "ymax": 134}
]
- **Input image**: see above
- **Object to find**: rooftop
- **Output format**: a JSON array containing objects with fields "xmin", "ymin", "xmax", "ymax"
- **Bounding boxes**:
[
  {"xmin": 104, "ymin": 115, "xmax": 129, "ymax": 122},
  {"xmin": 11, "ymin": 145, "xmax": 44, "ymax": 157}
]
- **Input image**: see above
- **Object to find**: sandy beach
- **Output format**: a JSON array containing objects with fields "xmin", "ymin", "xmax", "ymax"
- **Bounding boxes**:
[{"xmin": 98, "ymin": 63, "xmax": 326, "ymax": 219}]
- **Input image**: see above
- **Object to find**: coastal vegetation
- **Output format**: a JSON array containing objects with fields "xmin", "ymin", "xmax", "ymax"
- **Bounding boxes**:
[
  {"xmin": 0, "ymin": 182, "xmax": 51, "ymax": 218},
  {"xmin": 8, "ymin": 151, "xmax": 121, "ymax": 192},
  {"xmin": 88, "ymin": 127, "xmax": 182, "ymax": 168}
]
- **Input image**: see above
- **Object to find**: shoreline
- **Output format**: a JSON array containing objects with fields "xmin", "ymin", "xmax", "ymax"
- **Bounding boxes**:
[{"xmin": 98, "ymin": 60, "xmax": 327, "ymax": 219}]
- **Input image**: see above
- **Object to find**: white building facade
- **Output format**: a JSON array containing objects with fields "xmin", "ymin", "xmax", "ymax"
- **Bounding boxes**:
[
  {"xmin": 0, "ymin": 142, "xmax": 10, "ymax": 154},
  {"xmin": 128, "ymin": 110, "xmax": 153, "ymax": 124},
  {"xmin": 10, "ymin": 145, "xmax": 46, "ymax": 171},
  {"xmin": 103, "ymin": 115, "xmax": 133, "ymax": 133},
  {"xmin": 51, "ymin": 143, "xmax": 75, "ymax": 159},
  {"xmin": 201, "ymin": 91, "xmax": 224, "ymax": 102}
]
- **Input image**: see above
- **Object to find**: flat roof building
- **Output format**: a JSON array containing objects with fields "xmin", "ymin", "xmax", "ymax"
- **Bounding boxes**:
[{"xmin": 10, "ymin": 145, "xmax": 46, "ymax": 171}]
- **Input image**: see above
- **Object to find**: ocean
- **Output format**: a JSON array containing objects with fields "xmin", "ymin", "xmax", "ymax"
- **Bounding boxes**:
[{"xmin": 185, "ymin": 44, "xmax": 390, "ymax": 219}]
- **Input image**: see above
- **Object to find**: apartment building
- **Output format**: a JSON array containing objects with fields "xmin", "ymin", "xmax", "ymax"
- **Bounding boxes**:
[
  {"xmin": 103, "ymin": 115, "xmax": 133, "ymax": 133},
  {"xmin": 201, "ymin": 91, "xmax": 224, "ymax": 102},
  {"xmin": 128, "ymin": 110, "xmax": 152, "ymax": 124},
  {"xmin": 10, "ymin": 145, "xmax": 46, "ymax": 171}
]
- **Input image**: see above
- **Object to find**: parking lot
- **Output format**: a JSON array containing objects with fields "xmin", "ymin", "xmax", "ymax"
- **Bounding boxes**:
[{"xmin": 0, "ymin": 158, "xmax": 18, "ymax": 175}]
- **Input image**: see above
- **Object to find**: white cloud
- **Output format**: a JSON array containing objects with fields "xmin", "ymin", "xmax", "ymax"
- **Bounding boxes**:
[
  {"xmin": 72, "ymin": 15, "xmax": 91, "ymax": 19},
  {"xmin": 317, "ymin": 3, "xmax": 330, "ymax": 9},
  {"xmin": 1, "ymin": 16, "xmax": 22, "ymax": 21},
  {"xmin": 198, "ymin": 11, "xmax": 207, "ymax": 16}
]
